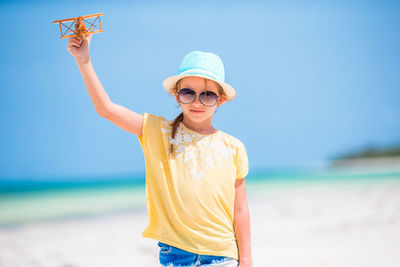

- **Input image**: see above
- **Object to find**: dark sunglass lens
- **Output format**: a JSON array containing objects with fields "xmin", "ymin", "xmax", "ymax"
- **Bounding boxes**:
[
  {"xmin": 200, "ymin": 91, "xmax": 218, "ymax": 106},
  {"xmin": 178, "ymin": 88, "xmax": 195, "ymax": 103}
]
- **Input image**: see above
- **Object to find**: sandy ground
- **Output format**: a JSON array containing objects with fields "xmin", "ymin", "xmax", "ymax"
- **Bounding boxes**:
[{"xmin": 0, "ymin": 178, "xmax": 399, "ymax": 267}]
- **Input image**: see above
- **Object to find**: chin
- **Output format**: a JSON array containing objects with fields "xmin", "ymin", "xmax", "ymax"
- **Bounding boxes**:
[{"xmin": 184, "ymin": 110, "xmax": 212, "ymax": 120}]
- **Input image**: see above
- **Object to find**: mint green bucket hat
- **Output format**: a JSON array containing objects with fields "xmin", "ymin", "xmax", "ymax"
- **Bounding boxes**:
[{"xmin": 163, "ymin": 51, "xmax": 236, "ymax": 101}]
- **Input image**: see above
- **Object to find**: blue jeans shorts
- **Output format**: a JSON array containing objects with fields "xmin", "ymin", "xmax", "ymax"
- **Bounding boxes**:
[{"xmin": 158, "ymin": 241, "xmax": 239, "ymax": 267}]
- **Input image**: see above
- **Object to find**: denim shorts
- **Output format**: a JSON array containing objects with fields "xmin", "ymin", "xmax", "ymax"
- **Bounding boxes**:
[{"xmin": 158, "ymin": 241, "xmax": 239, "ymax": 267}]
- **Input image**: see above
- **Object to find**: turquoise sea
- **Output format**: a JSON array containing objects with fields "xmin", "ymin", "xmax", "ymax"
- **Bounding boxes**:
[{"xmin": 1, "ymin": 168, "xmax": 399, "ymax": 227}]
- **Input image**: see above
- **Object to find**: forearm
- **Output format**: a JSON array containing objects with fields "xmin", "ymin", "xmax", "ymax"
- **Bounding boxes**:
[
  {"xmin": 233, "ymin": 208, "xmax": 252, "ymax": 266},
  {"xmin": 75, "ymin": 56, "xmax": 112, "ymax": 116}
]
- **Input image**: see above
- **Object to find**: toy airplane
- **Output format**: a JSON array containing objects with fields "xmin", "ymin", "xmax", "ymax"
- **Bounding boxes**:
[{"xmin": 53, "ymin": 13, "xmax": 104, "ymax": 40}]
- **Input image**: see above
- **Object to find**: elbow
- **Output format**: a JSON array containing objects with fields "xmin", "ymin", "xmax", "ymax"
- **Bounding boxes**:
[
  {"xmin": 234, "ymin": 204, "xmax": 250, "ymax": 217},
  {"xmin": 97, "ymin": 109, "xmax": 110, "ymax": 118},
  {"xmin": 97, "ymin": 104, "xmax": 112, "ymax": 118}
]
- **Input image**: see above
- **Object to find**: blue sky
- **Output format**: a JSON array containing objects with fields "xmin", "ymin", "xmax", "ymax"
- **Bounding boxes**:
[{"xmin": 0, "ymin": 1, "xmax": 399, "ymax": 179}]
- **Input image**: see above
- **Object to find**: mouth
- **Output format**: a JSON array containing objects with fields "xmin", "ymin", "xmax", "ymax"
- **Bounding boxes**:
[{"xmin": 190, "ymin": 109, "xmax": 204, "ymax": 113}]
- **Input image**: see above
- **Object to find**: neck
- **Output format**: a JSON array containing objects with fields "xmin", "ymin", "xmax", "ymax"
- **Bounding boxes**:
[{"xmin": 182, "ymin": 117, "xmax": 217, "ymax": 134}]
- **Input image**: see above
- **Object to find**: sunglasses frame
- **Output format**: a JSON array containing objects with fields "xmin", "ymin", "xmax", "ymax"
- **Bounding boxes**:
[{"xmin": 177, "ymin": 88, "xmax": 221, "ymax": 107}]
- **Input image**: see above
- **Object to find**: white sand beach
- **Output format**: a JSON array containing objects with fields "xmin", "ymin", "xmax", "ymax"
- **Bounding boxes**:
[{"xmin": 1, "ymin": 177, "xmax": 399, "ymax": 267}]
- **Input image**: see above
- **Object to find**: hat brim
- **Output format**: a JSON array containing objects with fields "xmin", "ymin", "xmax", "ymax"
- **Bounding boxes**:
[{"xmin": 163, "ymin": 74, "xmax": 236, "ymax": 102}]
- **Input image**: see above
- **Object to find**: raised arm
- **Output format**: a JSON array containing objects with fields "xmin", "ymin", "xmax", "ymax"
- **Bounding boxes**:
[{"xmin": 67, "ymin": 33, "xmax": 143, "ymax": 136}]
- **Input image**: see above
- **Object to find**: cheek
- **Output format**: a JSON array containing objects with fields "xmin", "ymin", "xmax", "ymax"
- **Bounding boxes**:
[{"xmin": 205, "ymin": 107, "xmax": 216, "ymax": 115}]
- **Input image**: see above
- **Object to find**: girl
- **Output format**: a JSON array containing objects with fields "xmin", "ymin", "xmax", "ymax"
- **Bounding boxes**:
[{"xmin": 67, "ymin": 33, "xmax": 252, "ymax": 267}]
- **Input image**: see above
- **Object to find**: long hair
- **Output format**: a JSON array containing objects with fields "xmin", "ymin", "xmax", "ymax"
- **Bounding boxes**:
[{"xmin": 168, "ymin": 78, "xmax": 226, "ymax": 158}]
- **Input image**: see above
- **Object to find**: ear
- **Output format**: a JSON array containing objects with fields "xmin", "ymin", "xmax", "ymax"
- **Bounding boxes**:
[
  {"xmin": 174, "ymin": 92, "xmax": 181, "ymax": 106},
  {"xmin": 216, "ymin": 95, "xmax": 227, "ymax": 107}
]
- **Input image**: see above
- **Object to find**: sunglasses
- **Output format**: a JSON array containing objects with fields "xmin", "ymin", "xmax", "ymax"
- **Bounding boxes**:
[{"xmin": 177, "ymin": 88, "xmax": 220, "ymax": 107}]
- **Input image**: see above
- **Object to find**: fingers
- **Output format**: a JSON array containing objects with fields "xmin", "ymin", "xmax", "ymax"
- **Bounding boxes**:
[
  {"xmin": 71, "ymin": 36, "xmax": 83, "ymax": 43},
  {"xmin": 67, "ymin": 42, "xmax": 80, "ymax": 51},
  {"xmin": 68, "ymin": 37, "xmax": 82, "ymax": 47},
  {"xmin": 66, "ymin": 38, "xmax": 82, "ymax": 55},
  {"xmin": 66, "ymin": 34, "xmax": 92, "ymax": 56}
]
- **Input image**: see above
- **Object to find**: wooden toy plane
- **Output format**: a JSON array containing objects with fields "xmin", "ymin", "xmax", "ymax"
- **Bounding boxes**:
[{"xmin": 53, "ymin": 13, "xmax": 104, "ymax": 40}]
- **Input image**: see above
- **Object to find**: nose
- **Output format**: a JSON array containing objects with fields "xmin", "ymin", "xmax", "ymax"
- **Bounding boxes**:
[{"xmin": 192, "ymin": 93, "xmax": 203, "ymax": 106}]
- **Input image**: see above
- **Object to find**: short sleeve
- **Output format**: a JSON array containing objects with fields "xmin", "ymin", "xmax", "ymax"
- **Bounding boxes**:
[
  {"xmin": 235, "ymin": 141, "xmax": 249, "ymax": 179},
  {"xmin": 137, "ymin": 113, "xmax": 161, "ymax": 150}
]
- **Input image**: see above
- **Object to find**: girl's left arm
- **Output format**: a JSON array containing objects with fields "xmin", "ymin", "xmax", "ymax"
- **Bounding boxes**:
[{"xmin": 233, "ymin": 178, "xmax": 253, "ymax": 267}]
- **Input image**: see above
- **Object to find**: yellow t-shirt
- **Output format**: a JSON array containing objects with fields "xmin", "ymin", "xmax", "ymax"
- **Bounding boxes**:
[{"xmin": 137, "ymin": 113, "xmax": 249, "ymax": 260}]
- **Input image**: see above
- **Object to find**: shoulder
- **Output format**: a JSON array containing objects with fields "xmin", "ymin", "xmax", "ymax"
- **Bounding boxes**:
[
  {"xmin": 159, "ymin": 115, "xmax": 172, "ymax": 125},
  {"xmin": 217, "ymin": 130, "xmax": 247, "ymax": 149},
  {"xmin": 142, "ymin": 113, "xmax": 172, "ymax": 125},
  {"xmin": 139, "ymin": 113, "xmax": 172, "ymax": 137},
  {"xmin": 142, "ymin": 113, "xmax": 174, "ymax": 137}
]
